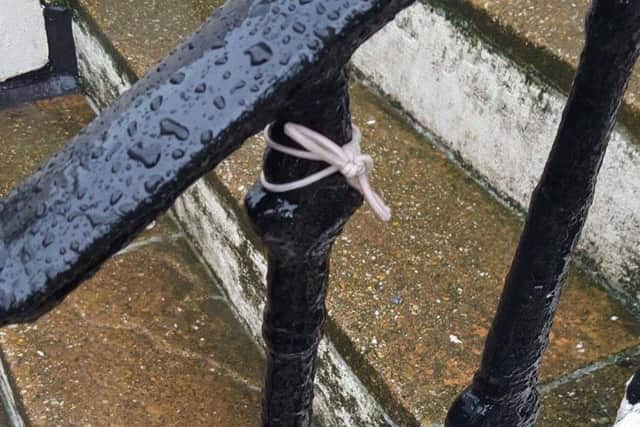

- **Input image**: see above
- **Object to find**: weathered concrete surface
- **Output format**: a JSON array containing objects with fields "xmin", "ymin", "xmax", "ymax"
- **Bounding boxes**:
[
  {"xmin": 0, "ymin": 96, "xmax": 263, "ymax": 425},
  {"xmin": 67, "ymin": 0, "xmax": 640, "ymax": 424},
  {"xmin": 352, "ymin": 2, "xmax": 640, "ymax": 313},
  {"xmin": 0, "ymin": 0, "xmax": 48, "ymax": 82}
]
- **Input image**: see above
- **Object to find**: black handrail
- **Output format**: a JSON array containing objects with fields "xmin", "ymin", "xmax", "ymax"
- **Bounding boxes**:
[
  {"xmin": 1, "ymin": 0, "xmax": 639, "ymax": 426},
  {"xmin": 0, "ymin": 0, "xmax": 414, "ymax": 324}
]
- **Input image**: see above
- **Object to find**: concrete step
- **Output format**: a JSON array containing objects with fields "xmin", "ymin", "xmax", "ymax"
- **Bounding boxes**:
[
  {"xmin": 11, "ymin": 0, "xmax": 640, "ymax": 426},
  {"xmin": 0, "ymin": 96, "xmax": 263, "ymax": 425}
]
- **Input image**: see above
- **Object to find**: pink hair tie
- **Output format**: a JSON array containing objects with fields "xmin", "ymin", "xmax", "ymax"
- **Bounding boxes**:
[{"xmin": 260, "ymin": 122, "xmax": 391, "ymax": 222}]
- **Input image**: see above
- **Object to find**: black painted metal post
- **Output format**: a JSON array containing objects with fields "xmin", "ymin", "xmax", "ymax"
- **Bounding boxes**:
[
  {"xmin": 446, "ymin": 2, "xmax": 640, "ymax": 426},
  {"xmin": 245, "ymin": 69, "xmax": 362, "ymax": 426}
]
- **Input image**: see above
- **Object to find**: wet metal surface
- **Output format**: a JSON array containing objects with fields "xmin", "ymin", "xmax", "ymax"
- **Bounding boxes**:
[{"xmin": 0, "ymin": 96, "xmax": 264, "ymax": 425}]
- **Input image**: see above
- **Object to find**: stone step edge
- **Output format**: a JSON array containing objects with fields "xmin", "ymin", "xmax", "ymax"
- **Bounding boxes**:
[
  {"xmin": 428, "ymin": 0, "xmax": 640, "ymax": 144},
  {"xmin": 67, "ymin": 3, "xmax": 412, "ymax": 426}
]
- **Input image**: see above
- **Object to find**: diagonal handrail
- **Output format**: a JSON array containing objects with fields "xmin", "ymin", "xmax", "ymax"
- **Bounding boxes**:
[{"xmin": 0, "ymin": 0, "xmax": 415, "ymax": 324}]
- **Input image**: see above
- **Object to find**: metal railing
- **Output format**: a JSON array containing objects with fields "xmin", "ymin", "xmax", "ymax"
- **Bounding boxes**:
[{"xmin": 1, "ymin": 0, "xmax": 639, "ymax": 426}]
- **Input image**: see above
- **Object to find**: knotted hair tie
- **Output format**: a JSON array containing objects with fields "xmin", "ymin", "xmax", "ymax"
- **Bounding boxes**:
[{"xmin": 260, "ymin": 122, "xmax": 391, "ymax": 222}]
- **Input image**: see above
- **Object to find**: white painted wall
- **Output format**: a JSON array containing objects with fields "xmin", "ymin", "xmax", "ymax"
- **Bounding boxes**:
[
  {"xmin": 353, "ymin": 2, "xmax": 640, "ymax": 307},
  {"xmin": 0, "ymin": 0, "xmax": 48, "ymax": 82}
]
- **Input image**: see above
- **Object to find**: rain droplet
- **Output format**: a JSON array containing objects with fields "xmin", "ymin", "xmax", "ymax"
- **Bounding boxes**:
[
  {"xmin": 195, "ymin": 83, "xmax": 207, "ymax": 93},
  {"xmin": 151, "ymin": 96, "xmax": 163, "ymax": 111},
  {"xmin": 211, "ymin": 38, "xmax": 226, "ymax": 50},
  {"xmin": 293, "ymin": 22, "xmax": 306, "ymax": 33},
  {"xmin": 327, "ymin": 10, "xmax": 340, "ymax": 20},
  {"xmin": 215, "ymin": 54, "xmax": 228, "ymax": 65},
  {"xmin": 110, "ymin": 191, "xmax": 123, "ymax": 205},
  {"xmin": 231, "ymin": 80, "xmax": 246, "ymax": 94},
  {"xmin": 128, "ymin": 142, "xmax": 162, "ymax": 168},
  {"xmin": 160, "ymin": 119, "xmax": 190, "ymax": 141},
  {"xmin": 127, "ymin": 121, "xmax": 138, "ymax": 137},
  {"xmin": 144, "ymin": 175, "xmax": 164, "ymax": 193},
  {"xmin": 42, "ymin": 230, "xmax": 55, "ymax": 248},
  {"xmin": 201, "ymin": 130, "xmax": 213, "ymax": 144},
  {"xmin": 172, "ymin": 149, "xmax": 185, "ymax": 159},
  {"xmin": 170, "ymin": 72, "xmax": 186, "ymax": 84},
  {"xmin": 36, "ymin": 203, "xmax": 46, "ymax": 218},
  {"xmin": 244, "ymin": 42, "xmax": 273, "ymax": 66},
  {"xmin": 213, "ymin": 96, "xmax": 226, "ymax": 110}
]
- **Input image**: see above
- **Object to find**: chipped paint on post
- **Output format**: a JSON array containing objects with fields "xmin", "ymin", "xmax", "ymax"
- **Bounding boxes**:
[{"xmin": 353, "ymin": 2, "xmax": 640, "ymax": 311}]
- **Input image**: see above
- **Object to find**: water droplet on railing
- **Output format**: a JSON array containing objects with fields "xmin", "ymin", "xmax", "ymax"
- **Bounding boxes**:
[
  {"xmin": 328, "ymin": 10, "xmax": 340, "ymax": 20},
  {"xmin": 110, "ymin": 191, "xmax": 123, "ymax": 205},
  {"xmin": 172, "ymin": 149, "xmax": 185, "ymax": 159},
  {"xmin": 170, "ymin": 72, "xmax": 186, "ymax": 85},
  {"xmin": 211, "ymin": 38, "xmax": 226, "ymax": 50},
  {"xmin": 127, "ymin": 121, "xmax": 138, "ymax": 137},
  {"xmin": 42, "ymin": 230, "xmax": 54, "ymax": 248},
  {"xmin": 35, "ymin": 203, "xmax": 46, "ymax": 218},
  {"xmin": 201, "ymin": 130, "xmax": 213, "ymax": 144},
  {"xmin": 293, "ymin": 22, "xmax": 306, "ymax": 33},
  {"xmin": 194, "ymin": 83, "xmax": 207, "ymax": 93},
  {"xmin": 159, "ymin": 119, "xmax": 190, "ymax": 141},
  {"xmin": 231, "ymin": 80, "xmax": 246, "ymax": 94},
  {"xmin": 214, "ymin": 96, "xmax": 226, "ymax": 110},
  {"xmin": 144, "ymin": 175, "xmax": 164, "ymax": 193},
  {"xmin": 150, "ymin": 96, "xmax": 163, "ymax": 111},
  {"xmin": 215, "ymin": 54, "xmax": 228, "ymax": 65},
  {"xmin": 245, "ymin": 42, "xmax": 273, "ymax": 65},
  {"xmin": 128, "ymin": 142, "xmax": 162, "ymax": 168}
]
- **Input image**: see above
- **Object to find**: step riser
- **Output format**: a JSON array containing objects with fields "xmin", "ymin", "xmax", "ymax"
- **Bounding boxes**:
[{"xmin": 352, "ymin": 2, "xmax": 640, "ymax": 313}]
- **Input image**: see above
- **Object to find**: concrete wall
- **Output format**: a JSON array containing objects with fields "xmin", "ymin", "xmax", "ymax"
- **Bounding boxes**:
[
  {"xmin": 353, "ymin": 2, "xmax": 640, "ymax": 311},
  {"xmin": 0, "ymin": 0, "xmax": 48, "ymax": 82}
]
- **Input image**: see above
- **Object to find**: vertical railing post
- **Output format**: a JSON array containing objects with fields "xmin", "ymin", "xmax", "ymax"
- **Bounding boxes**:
[
  {"xmin": 245, "ymin": 68, "xmax": 362, "ymax": 426},
  {"xmin": 446, "ymin": 1, "xmax": 640, "ymax": 426}
]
